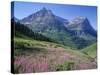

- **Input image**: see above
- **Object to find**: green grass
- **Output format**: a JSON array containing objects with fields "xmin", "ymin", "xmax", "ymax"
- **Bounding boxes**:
[
  {"xmin": 81, "ymin": 43, "xmax": 97, "ymax": 58},
  {"xmin": 14, "ymin": 37, "xmax": 97, "ymax": 73},
  {"xmin": 14, "ymin": 37, "xmax": 73, "ymax": 49},
  {"xmin": 14, "ymin": 37, "xmax": 92, "ymax": 62}
]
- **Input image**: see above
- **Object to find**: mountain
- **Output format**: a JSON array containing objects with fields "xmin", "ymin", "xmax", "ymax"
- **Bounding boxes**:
[
  {"xmin": 11, "ymin": 20, "xmax": 56, "ymax": 43},
  {"xmin": 66, "ymin": 17, "xmax": 97, "ymax": 49},
  {"xmin": 67, "ymin": 16, "xmax": 97, "ymax": 37},
  {"xmin": 19, "ymin": 7, "xmax": 97, "ymax": 49},
  {"xmin": 20, "ymin": 7, "xmax": 74, "ymax": 47},
  {"xmin": 20, "ymin": 7, "xmax": 69, "ymax": 32}
]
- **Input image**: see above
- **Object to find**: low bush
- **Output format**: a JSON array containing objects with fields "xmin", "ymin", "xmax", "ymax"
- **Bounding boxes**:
[{"xmin": 55, "ymin": 60, "xmax": 75, "ymax": 71}]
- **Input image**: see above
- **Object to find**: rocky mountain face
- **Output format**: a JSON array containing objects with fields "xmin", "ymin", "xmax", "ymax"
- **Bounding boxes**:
[
  {"xmin": 20, "ymin": 7, "xmax": 69, "ymax": 32},
  {"xmin": 67, "ymin": 16, "xmax": 97, "ymax": 37},
  {"xmin": 19, "ymin": 7, "xmax": 97, "ymax": 49}
]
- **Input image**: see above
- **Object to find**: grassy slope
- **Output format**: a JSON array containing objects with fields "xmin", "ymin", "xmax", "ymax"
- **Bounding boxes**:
[
  {"xmin": 14, "ymin": 37, "xmax": 97, "ymax": 73},
  {"xmin": 14, "ymin": 37, "xmax": 92, "ymax": 63},
  {"xmin": 81, "ymin": 43, "xmax": 97, "ymax": 58},
  {"xmin": 14, "ymin": 37, "xmax": 88, "ymax": 58}
]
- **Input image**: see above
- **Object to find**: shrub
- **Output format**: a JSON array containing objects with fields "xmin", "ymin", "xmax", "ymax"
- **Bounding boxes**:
[{"xmin": 55, "ymin": 60, "xmax": 75, "ymax": 71}]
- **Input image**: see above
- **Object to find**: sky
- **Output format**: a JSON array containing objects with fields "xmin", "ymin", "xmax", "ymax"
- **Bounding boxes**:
[{"xmin": 12, "ymin": 1, "xmax": 97, "ymax": 30}]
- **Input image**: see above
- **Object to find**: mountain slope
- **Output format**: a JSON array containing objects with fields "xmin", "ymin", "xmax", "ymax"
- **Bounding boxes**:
[
  {"xmin": 67, "ymin": 16, "xmax": 97, "ymax": 37},
  {"xmin": 20, "ymin": 7, "xmax": 97, "ymax": 49},
  {"xmin": 66, "ymin": 17, "xmax": 97, "ymax": 49},
  {"xmin": 81, "ymin": 43, "xmax": 97, "ymax": 58},
  {"xmin": 11, "ymin": 20, "xmax": 57, "ymax": 43},
  {"xmin": 20, "ymin": 8, "xmax": 76, "ymax": 48}
]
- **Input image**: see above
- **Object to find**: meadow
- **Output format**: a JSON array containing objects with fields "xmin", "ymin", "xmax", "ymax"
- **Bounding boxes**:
[{"xmin": 14, "ymin": 37, "xmax": 97, "ymax": 73}]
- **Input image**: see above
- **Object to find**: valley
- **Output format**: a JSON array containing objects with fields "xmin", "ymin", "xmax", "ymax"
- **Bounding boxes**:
[{"xmin": 12, "ymin": 7, "xmax": 97, "ymax": 73}]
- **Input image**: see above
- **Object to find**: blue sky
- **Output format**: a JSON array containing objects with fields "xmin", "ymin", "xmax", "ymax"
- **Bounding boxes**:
[{"xmin": 12, "ymin": 1, "xmax": 97, "ymax": 30}]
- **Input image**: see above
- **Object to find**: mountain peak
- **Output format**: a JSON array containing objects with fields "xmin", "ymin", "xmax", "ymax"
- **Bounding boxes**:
[
  {"xmin": 70, "ymin": 16, "xmax": 88, "ymax": 25},
  {"xmin": 40, "ymin": 7, "xmax": 53, "ymax": 15},
  {"xmin": 42, "ymin": 7, "xmax": 48, "ymax": 11}
]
